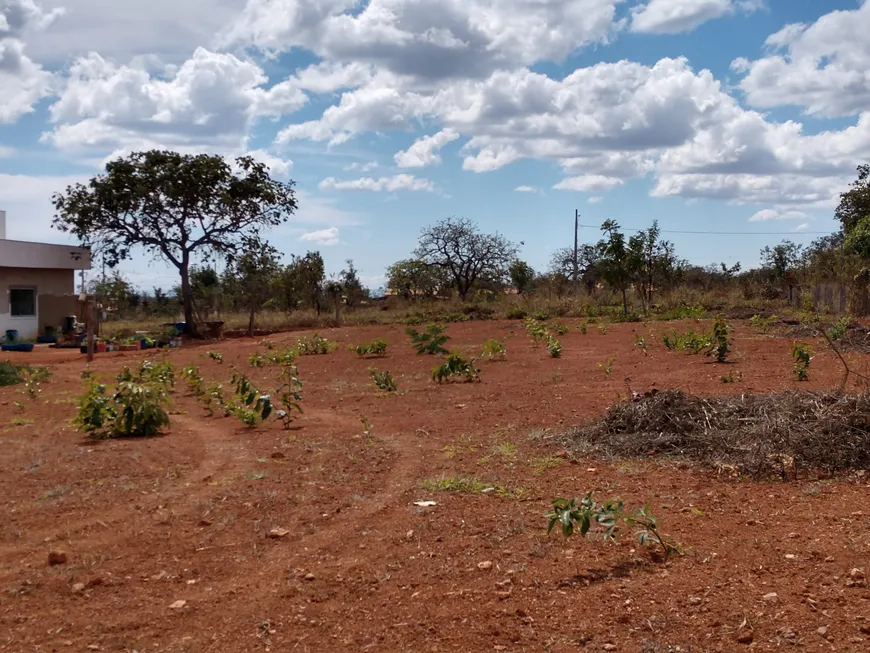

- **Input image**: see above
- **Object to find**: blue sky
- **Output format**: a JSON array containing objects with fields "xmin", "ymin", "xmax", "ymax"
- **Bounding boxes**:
[{"xmin": 1, "ymin": 0, "xmax": 868, "ymax": 291}]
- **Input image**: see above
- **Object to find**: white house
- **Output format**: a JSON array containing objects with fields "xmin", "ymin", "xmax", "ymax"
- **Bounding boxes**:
[{"xmin": 0, "ymin": 210, "xmax": 92, "ymax": 340}]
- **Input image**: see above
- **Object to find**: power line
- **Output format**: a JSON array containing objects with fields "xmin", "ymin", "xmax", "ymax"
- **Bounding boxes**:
[{"xmin": 577, "ymin": 223, "xmax": 832, "ymax": 236}]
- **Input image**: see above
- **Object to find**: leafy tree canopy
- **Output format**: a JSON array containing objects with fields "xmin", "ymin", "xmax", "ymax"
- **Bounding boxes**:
[
  {"xmin": 52, "ymin": 150, "xmax": 297, "ymax": 334},
  {"xmin": 414, "ymin": 217, "xmax": 519, "ymax": 300}
]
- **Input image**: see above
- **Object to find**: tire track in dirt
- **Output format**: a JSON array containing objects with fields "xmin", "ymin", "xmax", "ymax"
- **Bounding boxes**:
[{"xmin": 0, "ymin": 414, "xmax": 248, "ymax": 567}]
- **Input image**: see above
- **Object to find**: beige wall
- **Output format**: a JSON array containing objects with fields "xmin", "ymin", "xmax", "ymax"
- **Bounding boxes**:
[
  {"xmin": 1, "ymin": 267, "xmax": 77, "ymax": 338},
  {"xmin": 0, "ymin": 239, "xmax": 91, "ymax": 270}
]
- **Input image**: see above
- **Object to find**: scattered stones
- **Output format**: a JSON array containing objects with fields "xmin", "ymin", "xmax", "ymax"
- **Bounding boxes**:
[
  {"xmin": 736, "ymin": 631, "xmax": 754, "ymax": 644},
  {"xmin": 71, "ymin": 582, "xmax": 86, "ymax": 594},
  {"xmin": 304, "ymin": 573, "xmax": 315, "ymax": 581},
  {"xmin": 405, "ymin": 530, "xmax": 414, "ymax": 540},
  {"xmin": 603, "ymin": 644, "xmax": 617, "ymax": 651},
  {"xmin": 816, "ymin": 626, "xmax": 828, "ymax": 637},
  {"xmin": 267, "ymin": 527, "xmax": 290, "ymax": 539},
  {"xmin": 478, "ymin": 561, "xmax": 493, "ymax": 571},
  {"xmin": 762, "ymin": 592, "xmax": 779, "ymax": 603},
  {"xmin": 688, "ymin": 597, "xmax": 702, "ymax": 605},
  {"xmin": 47, "ymin": 551, "xmax": 68, "ymax": 566},
  {"xmin": 785, "ymin": 554, "xmax": 797, "ymax": 560},
  {"xmin": 169, "ymin": 600, "xmax": 186, "ymax": 610}
]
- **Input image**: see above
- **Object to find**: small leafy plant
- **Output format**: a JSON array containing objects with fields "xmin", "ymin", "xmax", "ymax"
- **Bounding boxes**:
[
  {"xmin": 406, "ymin": 323, "xmax": 450, "ymax": 355},
  {"xmin": 524, "ymin": 317, "xmax": 549, "ymax": 347},
  {"xmin": 295, "ymin": 333, "xmax": 337, "ymax": 355},
  {"xmin": 706, "ymin": 319, "xmax": 731, "ymax": 363},
  {"xmin": 792, "ymin": 342, "xmax": 813, "ymax": 381},
  {"xmin": 720, "ymin": 369, "xmax": 742, "ymax": 383},
  {"xmin": 598, "ymin": 324, "xmax": 608, "ymax": 335},
  {"xmin": 268, "ymin": 348, "xmax": 297, "ymax": 366},
  {"xmin": 227, "ymin": 373, "xmax": 273, "ymax": 427},
  {"xmin": 207, "ymin": 350, "xmax": 224, "ymax": 363},
  {"xmin": 827, "ymin": 317, "xmax": 849, "ymax": 341},
  {"xmin": 73, "ymin": 380, "xmax": 170, "ymax": 439},
  {"xmin": 748, "ymin": 314, "xmax": 778, "ymax": 333},
  {"xmin": 248, "ymin": 352, "xmax": 266, "ymax": 367},
  {"xmin": 598, "ymin": 357, "xmax": 614, "ymax": 376},
  {"xmin": 352, "ymin": 338, "xmax": 388, "ymax": 357},
  {"xmin": 370, "ymin": 368, "xmax": 398, "ymax": 392},
  {"xmin": 546, "ymin": 493, "xmax": 678, "ymax": 560},
  {"xmin": 138, "ymin": 359, "xmax": 175, "ymax": 387},
  {"xmin": 481, "ymin": 339, "xmax": 506, "ymax": 360},
  {"xmin": 633, "ymin": 335, "xmax": 647, "ymax": 354},
  {"xmin": 662, "ymin": 327, "xmax": 711, "ymax": 354},
  {"xmin": 547, "ymin": 336, "xmax": 562, "ymax": 358},
  {"xmin": 553, "ymin": 323, "xmax": 569, "ymax": 336},
  {"xmin": 276, "ymin": 364, "xmax": 303, "ymax": 428},
  {"xmin": 432, "ymin": 353, "xmax": 480, "ymax": 383},
  {"xmin": 202, "ymin": 382, "xmax": 226, "ymax": 416},
  {"xmin": 182, "ymin": 365, "xmax": 205, "ymax": 397},
  {"xmin": 579, "ymin": 322, "xmax": 588, "ymax": 334},
  {"xmin": 20, "ymin": 366, "xmax": 51, "ymax": 398}
]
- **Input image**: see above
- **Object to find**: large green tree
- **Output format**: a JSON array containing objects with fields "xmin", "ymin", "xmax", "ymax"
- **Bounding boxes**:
[
  {"xmin": 385, "ymin": 259, "xmax": 446, "ymax": 300},
  {"xmin": 836, "ymin": 164, "xmax": 870, "ymax": 234},
  {"xmin": 628, "ymin": 220, "xmax": 682, "ymax": 311},
  {"xmin": 508, "ymin": 260, "xmax": 535, "ymax": 294},
  {"xmin": 414, "ymin": 217, "xmax": 519, "ymax": 300},
  {"xmin": 278, "ymin": 251, "xmax": 325, "ymax": 312},
  {"xmin": 596, "ymin": 220, "xmax": 634, "ymax": 315},
  {"xmin": 224, "ymin": 240, "xmax": 281, "ymax": 336},
  {"xmin": 52, "ymin": 150, "xmax": 297, "ymax": 334}
]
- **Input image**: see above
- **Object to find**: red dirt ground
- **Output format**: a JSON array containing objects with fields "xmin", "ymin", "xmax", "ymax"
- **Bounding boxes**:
[{"xmin": 2, "ymin": 320, "xmax": 870, "ymax": 652}]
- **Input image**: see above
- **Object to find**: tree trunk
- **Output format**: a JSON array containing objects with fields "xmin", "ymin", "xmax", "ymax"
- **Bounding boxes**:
[
  {"xmin": 621, "ymin": 287, "xmax": 628, "ymax": 316},
  {"xmin": 247, "ymin": 305, "xmax": 256, "ymax": 338},
  {"xmin": 179, "ymin": 256, "xmax": 197, "ymax": 336}
]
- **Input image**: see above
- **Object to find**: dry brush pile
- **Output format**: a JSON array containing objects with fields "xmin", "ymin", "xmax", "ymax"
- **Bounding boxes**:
[{"xmin": 563, "ymin": 388, "xmax": 870, "ymax": 478}]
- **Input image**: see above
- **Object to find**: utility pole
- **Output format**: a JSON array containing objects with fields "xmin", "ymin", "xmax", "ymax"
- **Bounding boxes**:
[{"xmin": 573, "ymin": 209, "xmax": 580, "ymax": 293}]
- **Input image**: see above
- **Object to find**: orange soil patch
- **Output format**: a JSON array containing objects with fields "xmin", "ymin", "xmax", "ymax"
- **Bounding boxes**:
[{"xmin": 1, "ymin": 320, "xmax": 869, "ymax": 652}]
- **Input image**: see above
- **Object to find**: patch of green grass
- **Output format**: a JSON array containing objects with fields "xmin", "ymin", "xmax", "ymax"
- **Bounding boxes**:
[
  {"xmin": 490, "ymin": 442, "xmax": 517, "ymax": 461},
  {"xmin": 421, "ymin": 475, "xmax": 525, "ymax": 498},
  {"xmin": 8, "ymin": 417, "xmax": 34, "ymax": 427},
  {"xmin": 529, "ymin": 456, "xmax": 563, "ymax": 474},
  {"xmin": 39, "ymin": 486, "xmax": 71, "ymax": 502}
]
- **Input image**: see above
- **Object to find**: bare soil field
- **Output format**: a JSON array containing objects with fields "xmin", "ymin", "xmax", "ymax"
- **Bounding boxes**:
[{"xmin": 2, "ymin": 320, "xmax": 870, "ymax": 652}]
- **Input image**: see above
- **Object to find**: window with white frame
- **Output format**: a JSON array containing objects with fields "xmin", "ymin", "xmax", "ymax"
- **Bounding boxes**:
[{"xmin": 10, "ymin": 288, "xmax": 36, "ymax": 317}]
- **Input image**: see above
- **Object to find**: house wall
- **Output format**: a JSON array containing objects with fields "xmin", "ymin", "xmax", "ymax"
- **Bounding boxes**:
[
  {"xmin": 0, "ymin": 239, "xmax": 90, "ymax": 270},
  {"xmin": 0, "ymin": 268, "xmax": 76, "ymax": 339}
]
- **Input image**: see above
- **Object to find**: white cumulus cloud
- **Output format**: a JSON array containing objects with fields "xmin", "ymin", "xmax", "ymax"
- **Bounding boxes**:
[
  {"xmin": 631, "ymin": 0, "xmax": 762, "ymax": 35},
  {"xmin": 0, "ymin": 0, "xmax": 61, "ymax": 122},
  {"xmin": 394, "ymin": 129, "xmax": 459, "ymax": 168},
  {"xmin": 318, "ymin": 173, "xmax": 435, "ymax": 192},
  {"xmin": 220, "ymin": 0, "xmax": 623, "ymax": 82},
  {"xmin": 732, "ymin": 2, "xmax": 870, "ymax": 117},
  {"xmin": 514, "ymin": 185, "xmax": 538, "ymax": 193},
  {"xmin": 300, "ymin": 226, "xmax": 339, "ymax": 246},
  {"xmin": 553, "ymin": 175, "xmax": 624, "ymax": 192},
  {"xmin": 749, "ymin": 208, "xmax": 807, "ymax": 222},
  {"xmin": 43, "ymin": 47, "xmax": 307, "ymax": 152}
]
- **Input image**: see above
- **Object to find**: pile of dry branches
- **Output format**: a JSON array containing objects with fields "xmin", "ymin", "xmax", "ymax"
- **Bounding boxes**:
[{"xmin": 564, "ymin": 389, "xmax": 870, "ymax": 478}]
